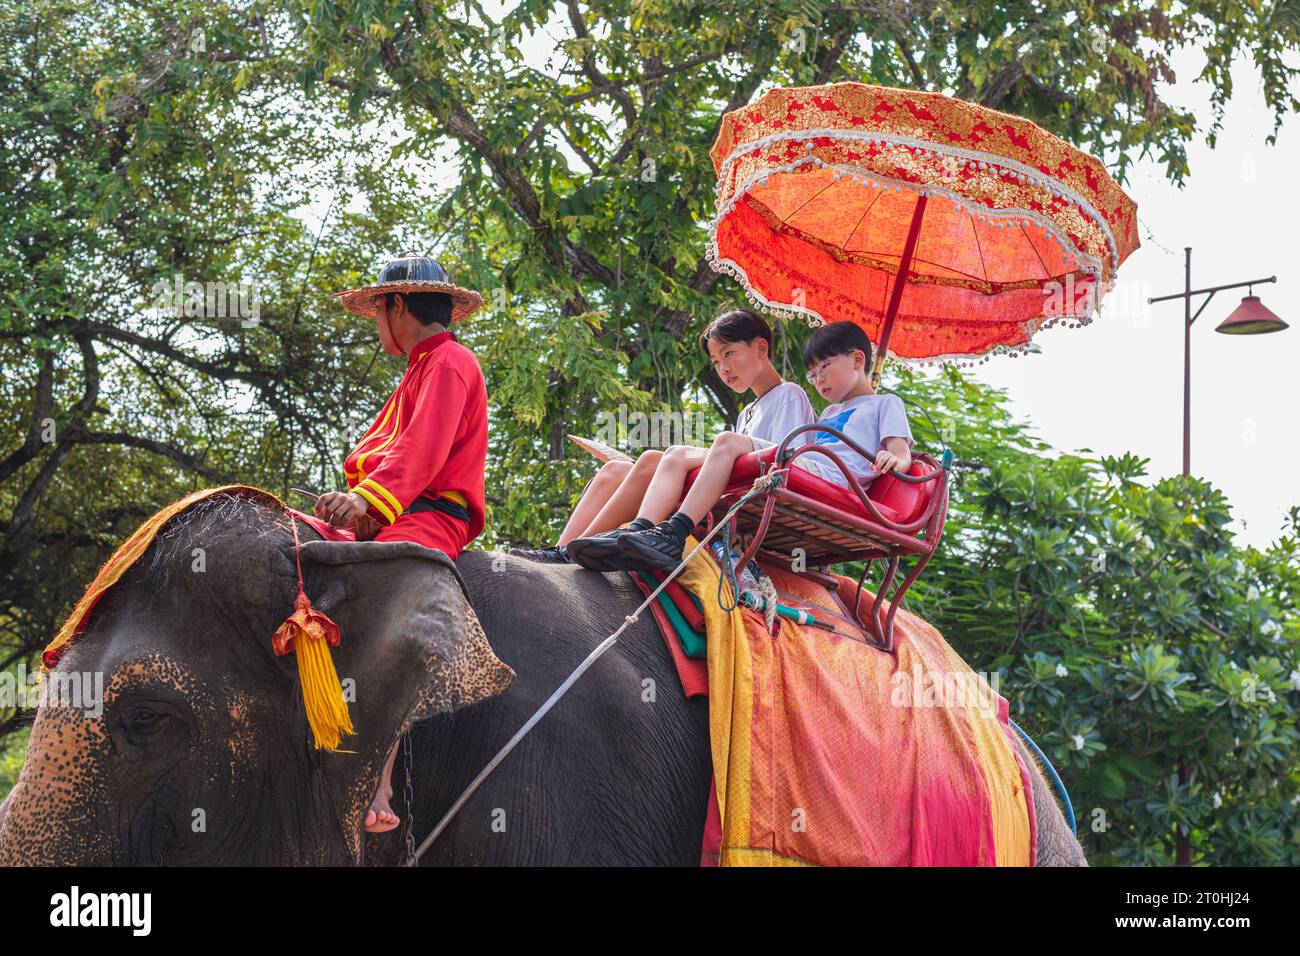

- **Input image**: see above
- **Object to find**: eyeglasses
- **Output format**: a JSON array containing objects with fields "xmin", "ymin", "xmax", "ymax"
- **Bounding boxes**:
[{"xmin": 805, "ymin": 355, "xmax": 842, "ymax": 383}]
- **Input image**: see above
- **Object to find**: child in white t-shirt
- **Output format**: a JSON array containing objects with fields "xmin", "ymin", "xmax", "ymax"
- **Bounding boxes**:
[
  {"xmin": 736, "ymin": 377, "xmax": 814, "ymax": 451},
  {"xmin": 606, "ymin": 321, "xmax": 912, "ymax": 572},
  {"xmin": 511, "ymin": 309, "xmax": 814, "ymax": 568}
]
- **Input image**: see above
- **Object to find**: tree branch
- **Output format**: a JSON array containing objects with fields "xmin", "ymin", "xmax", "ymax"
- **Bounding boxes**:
[
  {"xmin": 0, "ymin": 344, "xmax": 55, "ymax": 483},
  {"xmin": 895, "ymin": 38, "xmax": 926, "ymax": 89},
  {"xmin": 71, "ymin": 431, "xmax": 230, "ymax": 481},
  {"xmin": 8, "ymin": 334, "xmax": 100, "ymax": 538},
  {"xmin": 564, "ymin": 0, "xmax": 637, "ymax": 126}
]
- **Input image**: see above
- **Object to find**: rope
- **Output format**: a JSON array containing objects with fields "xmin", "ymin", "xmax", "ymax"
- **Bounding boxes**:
[
  {"xmin": 754, "ymin": 570, "xmax": 779, "ymax": 633},
  {"xmin": 716, "ymin": 517, "xmax": 741, "ymax": 612},
  {"xmin": 407, "ymin": 478, "xmax": 777, "ymax": 864},
  {"xmin": 404, "ymin": 461, "xmax": 1061, "ymax": 863},
  {"xmin": 1009, "ymin": 719, "xmax": 1077, "ymax": 836},
  {"xmin": 718, "ymin": 468, "xmax": 789, "ymax": 615}
]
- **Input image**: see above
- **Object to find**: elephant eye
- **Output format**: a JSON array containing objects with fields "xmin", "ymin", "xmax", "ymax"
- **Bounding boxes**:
[
  {"xmin": 126, "ymin": 706, "xmax": 165, "ymax": 733},
  {"xmin": 110, "ymin": 700, "xmax": 187, "ymax": 757}
]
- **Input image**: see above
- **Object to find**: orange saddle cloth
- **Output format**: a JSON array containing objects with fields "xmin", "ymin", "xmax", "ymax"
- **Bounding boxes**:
[{"xmin": 668, "ymin": 542, "xmax": 1037, "ymax": 867}]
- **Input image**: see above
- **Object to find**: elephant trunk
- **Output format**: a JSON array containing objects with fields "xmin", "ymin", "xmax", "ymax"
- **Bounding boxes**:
[{"xmin": 0, "ymin": 704, "xmax": 117, "ymax": 865}]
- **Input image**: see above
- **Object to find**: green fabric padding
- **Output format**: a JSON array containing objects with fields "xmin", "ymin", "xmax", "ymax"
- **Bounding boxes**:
[{"xmin": 637, "ymin": 572, "xmax": 707, "ymax": 659}]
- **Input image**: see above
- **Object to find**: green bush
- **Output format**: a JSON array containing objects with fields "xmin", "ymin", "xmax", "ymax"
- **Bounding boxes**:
[{"xmin": 892, "ymin": 366, "xmax": 1299, "ymax": 865}]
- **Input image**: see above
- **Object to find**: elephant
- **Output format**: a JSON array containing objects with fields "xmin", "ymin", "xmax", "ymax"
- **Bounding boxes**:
[{"xmin": 0, "ymin": 491, "xmax": 1086, "ymax": 866}]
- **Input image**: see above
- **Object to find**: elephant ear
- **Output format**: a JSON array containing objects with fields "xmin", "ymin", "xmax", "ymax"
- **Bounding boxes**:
[{"xmin": 296, "ymin": 539, "xmax": 514, "ymax": 860}]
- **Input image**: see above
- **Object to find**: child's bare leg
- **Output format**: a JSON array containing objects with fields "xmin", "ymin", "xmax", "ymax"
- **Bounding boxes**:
[
  {"xmin": 667, "ymin": 432, "xmax": 755, "ymax": 524},
  {"xmin": 557, "ymin": 459, "xmax": 632, "ymax": 546},
  {"xmin": 614, "ymin": 433, "xmax": 756, "ymax": 572},
  {"xmin": 633, "ymin": 444, "xmax": 712, "ymax": 524},
  {"xmin": 579, "ymin": 447, "xmax": 681, "ymax": 535}
]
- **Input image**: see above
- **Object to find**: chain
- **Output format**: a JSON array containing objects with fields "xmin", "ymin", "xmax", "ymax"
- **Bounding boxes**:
[{"xmin": 401, "ymin": 733, "xmax": 416, "ymax": 866}]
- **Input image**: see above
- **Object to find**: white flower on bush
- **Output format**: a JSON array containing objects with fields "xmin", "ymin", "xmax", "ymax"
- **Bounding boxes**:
[
  {"xmin": 1246, "ymin": 585, "xmax": 1260, "ymax": 602},
  {"xmin": 1233, "ymin": 558, "xmax": 1246, "ymax": 577},
  {"xmin": 1055, "ymin": 663, "xmax": 1068, "ymax": 678},
  {"xmin": 1261, "ymin": 619, "xmax": 1282, "ymax": 639},
  {"xmin": 1289, "ymin": 669, "xmax": 1300, "ymax": 692},
  {"xmin": 1072, "ymin": 733, "xmax": 1086, "ymax": 751},
  {"xmin": 1234, "ymin": 736, "xmax": 1240, "ymax": 748},
  {"xmin": 1212, "ymin": 791, "xmax": 1223, "ymax": 809}
]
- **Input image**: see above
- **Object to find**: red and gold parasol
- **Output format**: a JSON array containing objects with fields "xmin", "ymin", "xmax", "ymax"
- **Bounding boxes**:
[{"xmin": 707, "ymin": 83, "xmax": 1140, "ymax": 383}]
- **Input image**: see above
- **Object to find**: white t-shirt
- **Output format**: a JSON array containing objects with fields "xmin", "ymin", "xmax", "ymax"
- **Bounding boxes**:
[
  {"xmin": 798, "ymin": 393, "xmax": 914, "ymax": 488},
  {"xmin": 736, "ymin": 381, "xmax": 815, "ymax": 445}
]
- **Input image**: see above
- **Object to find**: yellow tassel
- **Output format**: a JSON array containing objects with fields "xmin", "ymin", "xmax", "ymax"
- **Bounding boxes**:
[
  {"xmin": 272, "ymin": 590, "xmax": 356, "ymax": 752},
  {"xmin": 294, "ymin": 624, "xmax": 356, "ymax": 752}
]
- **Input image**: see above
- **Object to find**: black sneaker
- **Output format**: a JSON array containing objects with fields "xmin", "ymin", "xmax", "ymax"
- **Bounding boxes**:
[
  {"xmin": 564, "ymin": 528, "xmax": 635, "ymax": 572},
  {"xmin": 616, "ymin": 523, "xmax": 687, "ymax": 572},
  {"xmin": 507, "ymin": 544, "xmax": 571, "ymax": 564}
]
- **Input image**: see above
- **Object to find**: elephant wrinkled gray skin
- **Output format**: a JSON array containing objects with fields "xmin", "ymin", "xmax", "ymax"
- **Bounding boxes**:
[
  {"xmin": 0, "ymin": 493, "xmax": 1085, "ymax": 865},
  {"xmin": 0, "ymin": 494, "xmax": 512, "ymax": 865}
]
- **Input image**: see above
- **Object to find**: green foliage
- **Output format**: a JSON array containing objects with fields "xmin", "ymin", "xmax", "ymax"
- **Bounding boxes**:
[
  {"xmin": 893, "ymin": 365, "xmax": 1300, "ymax": 864},
  {"xmin": 276, "ymin": 0, "xmax": 1300, "ymax": 539},
  {"xmin": 0, "ymin": 0, "xmax": 429, "ymax": 691},
  {"xmin": 0, "ymin": 727, "xmax": 27, "ymax": 800}
]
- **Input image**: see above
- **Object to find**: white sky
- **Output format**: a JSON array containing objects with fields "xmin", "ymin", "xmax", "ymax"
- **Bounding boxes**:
[{"xmin": 970, "ymin": 48, "xmax": 1299, "ymax": 549}]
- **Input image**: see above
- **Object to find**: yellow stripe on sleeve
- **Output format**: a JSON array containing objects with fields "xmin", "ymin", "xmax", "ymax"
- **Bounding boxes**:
[
  {"xmin": 360, "ymin": 477, "xmax": 404, "ymax": 517},
  {"xmin": 352, "ymin": 483, "xmax": 397, "ymax": 525}
]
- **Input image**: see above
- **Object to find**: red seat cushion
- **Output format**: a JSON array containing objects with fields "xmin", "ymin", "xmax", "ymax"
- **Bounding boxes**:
[
  {"xmin": 866, "ymin": 460, "xmax": 940, "ymax": 526},
  {"xmin": 683, "ymin": 446, "xmax": 938, "ymax": 527}
]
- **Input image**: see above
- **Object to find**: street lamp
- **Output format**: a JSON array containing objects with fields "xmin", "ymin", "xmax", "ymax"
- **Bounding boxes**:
[{"xmin": 1147, "ymin": 248, "xmax": 1287, "ymax": 477}]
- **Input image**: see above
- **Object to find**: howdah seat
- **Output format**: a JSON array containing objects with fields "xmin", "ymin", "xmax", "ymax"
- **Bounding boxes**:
[{"xmin": 682, "ymin": 424, "xmax": 949, "ymax": 652}]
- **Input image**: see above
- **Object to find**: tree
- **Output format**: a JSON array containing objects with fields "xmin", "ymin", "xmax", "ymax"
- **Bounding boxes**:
[
  {"xmin": 891, "ymin": 365, "xmax": 1300, "ymax": 865},
  {"xmin": 278, "ymin": 0, "xmax": 1300, "ymax": 539},
  {"xmin": 0, "ymin": 0, "xmax": 413, "ymax": 725}
]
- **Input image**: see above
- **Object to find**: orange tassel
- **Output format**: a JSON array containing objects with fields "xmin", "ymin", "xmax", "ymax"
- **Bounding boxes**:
[{"xmin": 272, "ymin": 516, "xmax": 355, "ymax": 751}]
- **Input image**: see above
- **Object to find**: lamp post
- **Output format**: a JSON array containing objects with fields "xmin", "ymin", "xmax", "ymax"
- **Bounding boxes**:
[
  {"xmin": 1147, "ymin": 248, "xmax": 1287, "ymax": 477},
  {"xmin": 1148, "ymin": 249, "xmax": 1286, "ymax": 867}
]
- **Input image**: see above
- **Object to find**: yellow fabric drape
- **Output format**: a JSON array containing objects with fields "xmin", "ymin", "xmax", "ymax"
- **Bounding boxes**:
[{"xmin": 674, "ymin": 535, "xmax": 1035, "ymax": 866}]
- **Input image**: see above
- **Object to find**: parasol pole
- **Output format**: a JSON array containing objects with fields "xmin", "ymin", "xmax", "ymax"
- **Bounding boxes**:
[{"xmin": 870, "ymin": 193, "xmax": 928, "ymax": 390}]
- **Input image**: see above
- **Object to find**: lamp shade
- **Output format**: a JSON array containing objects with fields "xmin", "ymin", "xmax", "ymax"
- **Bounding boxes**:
[{"xmin": 1215, "ymin": 295, "xmax": 1288, "ymax": 335}]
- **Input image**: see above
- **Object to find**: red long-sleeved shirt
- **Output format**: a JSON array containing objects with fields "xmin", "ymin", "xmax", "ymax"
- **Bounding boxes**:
[{"xmin": 344, "ymin": 330, "xmax": 488, "ymax": 543}]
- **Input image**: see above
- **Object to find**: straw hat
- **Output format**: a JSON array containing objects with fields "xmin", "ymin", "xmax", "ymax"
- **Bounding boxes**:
[{"xmin": 334, "ymin": 254, "xmax": 483, "ymax": 322}]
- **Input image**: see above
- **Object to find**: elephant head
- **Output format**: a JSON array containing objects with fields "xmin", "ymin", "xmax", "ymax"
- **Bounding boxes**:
[{"xmin": 0, "ymin": 492, "xmax": 513, "ymax": 865}]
